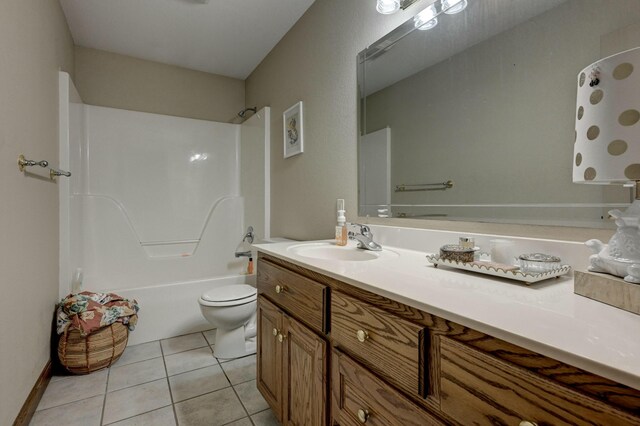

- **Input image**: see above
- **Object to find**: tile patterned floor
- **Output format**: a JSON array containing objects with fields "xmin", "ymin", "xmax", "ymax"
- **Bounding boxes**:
[{"xmin": 31, "ymin": 331, "xmax": 280, "ymax": 426}]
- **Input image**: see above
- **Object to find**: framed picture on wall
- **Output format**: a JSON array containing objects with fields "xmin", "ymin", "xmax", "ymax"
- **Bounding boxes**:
[{"xmin": 283, "ymin": 101, "xmax": 304, "ymax": 158}]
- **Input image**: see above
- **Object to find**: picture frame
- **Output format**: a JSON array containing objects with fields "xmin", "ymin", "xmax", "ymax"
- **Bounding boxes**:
[{"xmin": 283, "ymin": 101, "xmax": 304, "ymax": 158}]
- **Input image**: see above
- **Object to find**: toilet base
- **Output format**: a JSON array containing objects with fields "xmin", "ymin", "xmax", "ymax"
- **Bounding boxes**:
[{"xmin": 213, "ymin": 326, "xmax": 257, "ymax": 360}]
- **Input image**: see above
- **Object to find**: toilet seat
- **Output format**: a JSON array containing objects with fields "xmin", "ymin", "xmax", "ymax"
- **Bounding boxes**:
[{"xmin": 199, "ymin": 284, "xmax": 257, "ymax": 307}]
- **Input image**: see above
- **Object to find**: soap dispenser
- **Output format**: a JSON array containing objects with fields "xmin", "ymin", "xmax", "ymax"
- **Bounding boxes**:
[{"xmin": 335, "ymin": 199, "xmax": 347, "ymax": 246}]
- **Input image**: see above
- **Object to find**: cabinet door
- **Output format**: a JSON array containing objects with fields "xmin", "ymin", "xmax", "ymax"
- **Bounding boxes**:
[
  {"xmin": 282, "ymin": 314, "xmax": 327, "ymax": 426},
  {"xmin": 257, "ymin": 296, "xmax": 283, "ymax": 421}
]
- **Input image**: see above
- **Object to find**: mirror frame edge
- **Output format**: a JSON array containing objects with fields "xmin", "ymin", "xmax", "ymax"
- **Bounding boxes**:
[{"xmin": 355, "ymin": 0, "xmax": 619, "ymax": 241}]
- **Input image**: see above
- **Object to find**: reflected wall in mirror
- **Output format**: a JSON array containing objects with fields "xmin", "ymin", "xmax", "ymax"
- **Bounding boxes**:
[{"xmin": 358, "ymin": 0, "xmax": 640, "ymax": 228}]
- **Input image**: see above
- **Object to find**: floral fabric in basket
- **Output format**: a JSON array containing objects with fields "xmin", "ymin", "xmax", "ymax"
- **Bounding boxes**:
[{"xmin": 56, "ymin": 291, "xmax": 139, "ymax": 336}]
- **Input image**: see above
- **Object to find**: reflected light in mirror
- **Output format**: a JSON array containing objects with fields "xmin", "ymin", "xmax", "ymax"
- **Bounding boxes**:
[
  {"xmin": 377, "ymin": 0, "xmax": 400, "ymax": 15},
  {"xmin": 414, "ymin": 4, "xmax": 438, "ymax": 30},
  {"xmin": 442, "ymin": 0, "xmax": 468, "ymax": 14}
]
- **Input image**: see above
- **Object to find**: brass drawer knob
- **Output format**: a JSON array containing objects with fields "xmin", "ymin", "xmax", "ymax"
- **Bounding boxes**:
[
  {"xmin": 272, "ymin": 328, "xmax": 278, "ymax": 336},
  {"xmin": 356, "ymin": 330, "xmax": 369, "ymax": 342},
  {"xmin": 357, "ymin": 409, "xmax": 370, "ymax": 423},
  {"xmin": 519, "ymin": 422, "xmax": 538, "ymax": 426},
  {"xmin": 275, "ymin": 285, "xmax": 285, "ymax": 294},
  {"xmin": 277, "ymin": 333, "xmax": 285, "ymax": 343}
]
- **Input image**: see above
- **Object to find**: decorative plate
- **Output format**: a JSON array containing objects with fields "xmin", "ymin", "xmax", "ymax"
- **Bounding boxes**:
[{"xmin": 425, "ymin": 254, "xmax": 571, "ymax": 284}]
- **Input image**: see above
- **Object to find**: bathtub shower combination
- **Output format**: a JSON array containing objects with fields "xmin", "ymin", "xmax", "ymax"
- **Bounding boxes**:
[{"xmin": 58, "ymin": 73, "xmax": 270, "ymax": 347}]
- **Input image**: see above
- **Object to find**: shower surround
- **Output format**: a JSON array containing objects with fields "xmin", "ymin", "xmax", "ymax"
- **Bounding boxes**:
[{"xmin": 58, "ymin": 73, "xmax": 269, "ymax": 344}]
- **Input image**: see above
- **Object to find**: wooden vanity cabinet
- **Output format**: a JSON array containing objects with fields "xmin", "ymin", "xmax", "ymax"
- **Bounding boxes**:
[
  {"xmin": 439, "ymin": 337, "xmax": 640, "ymax": 426},
  {"xmin": 257, "ymin": 254, "xmax": 640, "ymax": 426},
  {"xmin": 257, "ymin": 295, "xmax": 328, "ymax": 426}
]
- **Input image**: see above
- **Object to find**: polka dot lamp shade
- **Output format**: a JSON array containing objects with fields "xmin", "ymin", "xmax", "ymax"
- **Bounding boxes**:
[{"xmin": 574, "ymin": 47, "xmax": 640, "ymax": 184}]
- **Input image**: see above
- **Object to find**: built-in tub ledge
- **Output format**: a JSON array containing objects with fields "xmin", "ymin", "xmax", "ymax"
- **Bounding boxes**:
[{"xmin": 253, "ymin": 224, "xmax": 640, "ymax": 390}]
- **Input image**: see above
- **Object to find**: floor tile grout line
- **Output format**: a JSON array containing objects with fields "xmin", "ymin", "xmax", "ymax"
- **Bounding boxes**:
[
  {"xmin": 228, "ymin": 375, "xmax": 259, "ymax": 387},
  {"xmin": 219, "ymin": 416, "xmax": 253, "ymax": 426},
  {"xmin": 168, "ymin": 383, "xmax": 233, "ymax": 406},
  {"xmin": 250, "ymin": 407, "xmax": 275, "ymax": 425},
  {"xmin": 159, "ymin": 337, "xmax": 180, "ymax": 426},
  {"xmin": 100, "ymin": 365, "xmax": 111, "ymax": 425},
  {"xmin": 165, "ymin": 346, "xmax": 220, "ymax": 378},
  {"xmin": 37, "ymin": 370, "xmax": 110, "ymax": 412},
  {"xmin": 33, "ymin": 392, "xmax": 105, "ymax": 414},
  {"xmin": 101, "ymin": 404, "xmax": 173, "ymax": 426},
  {"xmin": 161, "ymin": 343, "xmax": 210, "ymax": 358},
  {"xmin": 160, "ymin": 329, "xmax": 215, "ymax": 357},
  {"xmin": 106, "ymin": 374, "xmax": 168, "ymax": 395},
  {"xmin": 160, "ymin": 328, "xmax": 216, "ymax": 342},
  {"xmin": 203, "ymin": 328, "xmax": 217, "ymax": 346},
  {"xmin": 166, "ymin": 359, "xmax": 223, "ymax": 379},
  {"xmin": 101, "ymin": 377, "xmax": 171, "ymax": 424},
  {"xmin": 219, "ymin": 358, "xmax": 254, "ymax": 424},
  {"xmin": 110, "ymin": 353, "xmax": 164, "ymax": 370}
]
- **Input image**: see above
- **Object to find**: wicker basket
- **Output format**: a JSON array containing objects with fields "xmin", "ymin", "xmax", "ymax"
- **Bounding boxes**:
[{"xmin": 58, "ymin": 323, "xmax": 129, "ymax": 374}]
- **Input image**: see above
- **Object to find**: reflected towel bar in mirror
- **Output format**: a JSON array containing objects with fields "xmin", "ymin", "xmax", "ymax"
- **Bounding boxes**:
[{"xmin": 395, "ymin": 180, "xmax": 453, "ymax": 192}]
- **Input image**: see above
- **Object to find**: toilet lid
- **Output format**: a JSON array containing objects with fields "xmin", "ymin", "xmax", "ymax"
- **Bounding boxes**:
[{"xmin": 201, "ymin": 284, "xmax": 257, "ymax": 303}]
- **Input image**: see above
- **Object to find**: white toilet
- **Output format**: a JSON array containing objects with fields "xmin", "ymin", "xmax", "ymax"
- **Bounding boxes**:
[{"xmin": 198, "ymin": 284, "xmax": 258, "ymax": 359}]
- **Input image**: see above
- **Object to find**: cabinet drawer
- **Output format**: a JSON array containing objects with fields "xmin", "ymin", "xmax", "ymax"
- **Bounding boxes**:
[
  {"xmin": 257, "ymin": 259, "xmax": 328, "ymax": 334},
  {"xmin": 332, "ymin": 349, "xmax": 443, "ymax": 426},
  {"xmin": 331, "ymin": 291, "xmax": 427, "ymax": 398},
  {"xmin": 440, "ymin": 337, "xmax": 640, "ymax": 426}
]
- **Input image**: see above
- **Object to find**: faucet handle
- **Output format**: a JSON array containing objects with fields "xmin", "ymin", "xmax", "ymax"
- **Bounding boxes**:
[
  {"xmin": 242, "ymin": 226, "xmax": 254, "ymax": 244},
  {"xmin": 349, "ymin": 223, "xmax": 373, "ymax": 239},
  {"xmin": 348, "ymin": 222, "xmax": 372, "ymax": 236}
]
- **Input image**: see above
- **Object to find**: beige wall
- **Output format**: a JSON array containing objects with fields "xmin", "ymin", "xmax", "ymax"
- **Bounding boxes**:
[
  {"xmin": 246, "ymin": 0, "xmax": 617, "ymax": 242},
  {"xmin": 246, "ymin": 0, "xmax": 431, "ymax": 240},
  {"xmin": 0, "ymin": 1, "xmax": 74, "ymax": 424},
  {"xmin": 75, "ymin": 46, "xmax": 245, "ymax": 122}
]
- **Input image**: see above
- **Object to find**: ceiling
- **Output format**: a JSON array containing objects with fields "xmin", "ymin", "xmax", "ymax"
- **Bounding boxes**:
[{"xmin": 59, "ymin": 0, "xmax": 316, "ymax": 80}]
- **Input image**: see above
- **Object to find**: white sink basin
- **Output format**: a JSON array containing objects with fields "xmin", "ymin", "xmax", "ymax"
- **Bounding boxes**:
[{"xmin": 287, "ymin": 242, "xmax": 398, "ymax": 262}]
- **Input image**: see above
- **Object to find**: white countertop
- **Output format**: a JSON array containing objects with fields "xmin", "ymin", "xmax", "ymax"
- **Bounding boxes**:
[{"xmin": 255, "ymin": 238, "xmax": 640, "ymax": 390}]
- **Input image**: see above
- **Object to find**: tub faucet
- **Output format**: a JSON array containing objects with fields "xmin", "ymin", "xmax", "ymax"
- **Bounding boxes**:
[{"xmin": 348, "ymin": 223, "xmax": 382, "ymax": 251}]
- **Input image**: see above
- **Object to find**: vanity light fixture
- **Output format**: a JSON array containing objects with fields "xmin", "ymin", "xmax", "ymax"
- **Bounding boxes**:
[
  {"xmin": 375, "ymin": 0, "xmax": 422, "ymax": 15},
  {"xmin": 376, "ymin": 0, "xmax": 400, "ymax": 15},
  {"xmin": 414, "ymin": 4, "xmax": 438, "ymax": 30},
  {"xmin": 573, "ymin": 46, "xmax": 640, "ymax": 282},
  {"xmin": 442, "ymin": 0, "xmax": 468, "ymax": 14}
]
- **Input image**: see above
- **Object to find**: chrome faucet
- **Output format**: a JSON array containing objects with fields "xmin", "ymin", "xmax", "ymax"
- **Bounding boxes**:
[
  {"xmin": 235, "ymin": 226, "xmax": 254, "ymax": 258},
  {"xmin": 348, "ymin": 223, "xmax": 382, "ymax": 251}
]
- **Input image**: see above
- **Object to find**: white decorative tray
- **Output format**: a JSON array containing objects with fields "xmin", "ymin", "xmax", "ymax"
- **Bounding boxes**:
[{"xmin": 425, "ymin": 254, "xmax": 571, "ymax": 284}]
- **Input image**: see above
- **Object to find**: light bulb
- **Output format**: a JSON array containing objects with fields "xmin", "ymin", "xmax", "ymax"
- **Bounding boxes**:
[
  {"xmin": 414, "ymin": 5, "xmax": 438, "ymax": 30},
  {"xmin": 376, "ymin": 0, "xmax": 400, "ymax": 15},
  {"xmin": 442, "ymin": 0, "xmax": 468, "ymax": 14}
]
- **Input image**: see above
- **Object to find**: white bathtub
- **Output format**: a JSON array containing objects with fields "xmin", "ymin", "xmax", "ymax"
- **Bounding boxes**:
[{"xmin": 112, "ymin": 274, "xmax": 256, "ymax": 346}]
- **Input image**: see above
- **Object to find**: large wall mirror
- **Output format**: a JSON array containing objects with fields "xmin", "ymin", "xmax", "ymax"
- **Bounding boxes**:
[{"xmin": 358, "ymin": 0, "xmax": 640, "ymax": 228}]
